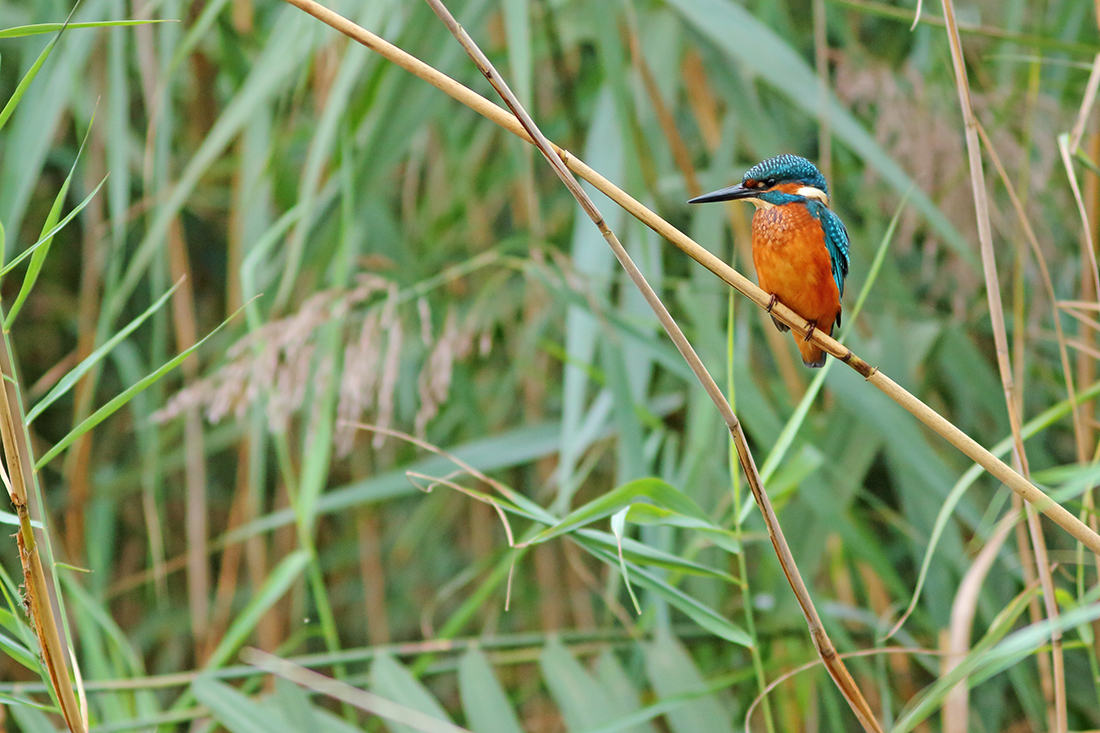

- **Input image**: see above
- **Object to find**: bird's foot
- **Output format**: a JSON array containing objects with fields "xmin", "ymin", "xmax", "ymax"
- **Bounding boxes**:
[
  {"xmin": 765, "ymin": 294, "xmax": 779, "ymax": 313},
  {"xmin": 803, "ymin": 323, "xmax": 817, "ymax": 342}
]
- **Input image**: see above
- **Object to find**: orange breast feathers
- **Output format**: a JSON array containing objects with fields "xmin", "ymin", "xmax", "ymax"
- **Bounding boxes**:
[{"xmin": 751, "ymin": 203, "xmax": 842, "ymax": 367}]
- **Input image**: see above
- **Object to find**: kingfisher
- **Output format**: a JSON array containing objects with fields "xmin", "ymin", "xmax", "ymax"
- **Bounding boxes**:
[{"xmin": 688, "ymin": 154, "xmax": 850, "ymax": 368}]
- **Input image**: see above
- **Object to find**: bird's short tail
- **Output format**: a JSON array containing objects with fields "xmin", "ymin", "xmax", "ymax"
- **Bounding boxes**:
[{"xmin": 795, "ymin": 324, "xmax": 831, "ymax": 368}]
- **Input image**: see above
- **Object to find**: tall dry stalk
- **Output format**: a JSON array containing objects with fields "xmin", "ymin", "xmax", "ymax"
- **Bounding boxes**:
[
  {"xmin": 938, "ymin": 0, "xmax": 1066, "ymax": 728},
  {"xmin": 416, "ymin": 1, "xmax": 883, "ymax": 728},
  {"xmin": 0, "ymin": 323, "xmax": 85, "ymax": 732}
]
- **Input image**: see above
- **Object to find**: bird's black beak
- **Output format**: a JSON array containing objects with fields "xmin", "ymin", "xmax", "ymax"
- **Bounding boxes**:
[{"xmin": 687, "ymin": 183, "xmax": 756, "ymax": 205}]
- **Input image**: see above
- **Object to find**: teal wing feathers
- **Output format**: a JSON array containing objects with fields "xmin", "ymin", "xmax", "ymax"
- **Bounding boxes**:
[{"xmin": 806, "ymin": 201, "xmax": 850, "ymax": 325}]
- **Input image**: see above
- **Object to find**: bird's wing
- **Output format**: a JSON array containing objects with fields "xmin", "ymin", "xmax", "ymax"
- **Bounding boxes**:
[{"xmin": 809, "ymin": 202, "xmax": 850, "ymax": 299}]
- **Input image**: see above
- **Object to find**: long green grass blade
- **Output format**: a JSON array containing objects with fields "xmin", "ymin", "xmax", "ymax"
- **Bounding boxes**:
[
  {"xmin": 0, "ymin": 36, "xmax": 58, "ymax": 136},
  {"xmin": 6, "ymin": 109, "xmax": 97, "ymax": 328},
  {"xmin": 527, "ymin": 477, "xmax": 713, "ymax": 545},
  {"xmin": 202, "ymin": 550, "xmax": 309, "ymax": 671},
  {"xmin": 28, "ymin": 280, "xmax": 183, "ymax": 423},
  {"xmin": 893, "ymin": 587, "xmax": 1100, "ymax": 733},
  {"xmin": 0, "ymin": 176, "xmax": 107, "ymax": 278},
  {"xmin": 35, "ymin": 303, "xmax": 247, "ymax": 469},
  {"xmin": 0, "ymin": 19, "xmax": 171, "ymax": 39}
]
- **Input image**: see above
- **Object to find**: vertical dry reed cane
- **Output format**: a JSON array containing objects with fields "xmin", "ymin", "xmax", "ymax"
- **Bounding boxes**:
[
  {"xmin": 938, "ymin": 1, "xmax": 1066, "ymax": 727},
  {"xmin": 414, "ymin": 0, "xmax": 884, "ymax": 728},
  {"xmin": 0, "ymin": 325, "xmax": 84, "ymax": 732}
]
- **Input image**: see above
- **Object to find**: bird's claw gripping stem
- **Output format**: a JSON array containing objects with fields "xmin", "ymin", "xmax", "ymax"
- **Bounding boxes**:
[
  {"xmin": 766, "ymin": 294, "xmax": 779, "ymax": 313},
  {"xmin": 803, "ymin": 323, "xmax": 817, "ymax": 342}
]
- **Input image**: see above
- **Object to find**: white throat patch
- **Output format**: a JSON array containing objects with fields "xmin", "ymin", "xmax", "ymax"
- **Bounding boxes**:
[{"xmin": 796, "ymin": 186, "xmax": 829, "ymax": 205}]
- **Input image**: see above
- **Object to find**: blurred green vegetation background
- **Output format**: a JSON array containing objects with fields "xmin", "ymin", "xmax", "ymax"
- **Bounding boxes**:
[{"xmin": 2, "ymin": 0, "xmax": 1100, "ymax": 730}]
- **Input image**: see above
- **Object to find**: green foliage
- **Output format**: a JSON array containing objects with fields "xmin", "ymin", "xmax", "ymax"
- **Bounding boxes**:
[{"xmin": 2, "ymin": 0, "xmax": 1100, "ymax": 731}]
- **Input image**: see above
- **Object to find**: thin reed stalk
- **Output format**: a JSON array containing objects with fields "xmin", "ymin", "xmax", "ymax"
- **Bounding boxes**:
[
  {"xmin": 939, "ymin": 0, "xmax": 1065, "ymax": 728},
  {"xmin": 279, "ymin": 0, "xmax": 1100, "ymax": 558},
  {"xmin": 0, "ymin": 316, "xmax": 85, "ymax": 733},
  {"xmin": 429, "ymin": 0, "xmax": 882, "ymax": 727},
  {"xmin": 1061, "ymin": 53, "xmax": 1100, "ymax": 312}
]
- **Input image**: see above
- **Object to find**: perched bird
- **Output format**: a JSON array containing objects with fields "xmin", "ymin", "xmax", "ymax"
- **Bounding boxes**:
[{"xmin": 688, "ymin": 154, "xmax": 850, "ymax": 368}]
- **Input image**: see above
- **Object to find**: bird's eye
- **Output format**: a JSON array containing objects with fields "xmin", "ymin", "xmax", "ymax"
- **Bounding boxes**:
[{"xmin": 765, "ymin": 177, "xmax": 777, "ymax": 187}]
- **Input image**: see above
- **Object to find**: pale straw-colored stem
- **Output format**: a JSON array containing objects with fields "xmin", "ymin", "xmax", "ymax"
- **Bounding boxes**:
[
  {"xmin": 415, "ymin": 1, "xmax": 880, "ymax": 726},
  {"xmin": 0, "ymin": 324, "xmax": 85, "ymax": 733},
  {"xmin": 278, "ymin": 0, "xmax": 1100, "ymax": 558},
  {"xmin": 417, "ymin": 0, "xmax": 880, "ymax": 728},
  {"xmin": 244, "ymin": 648, "xmax": 473, "ymax": 733},
  {"xmin": 939, "ymin": 0, "xmax": 1065, "ymax": 728},
  {"xmin": 1065, "ymin": 54, "xmax": 1100, "ymax": 316}
]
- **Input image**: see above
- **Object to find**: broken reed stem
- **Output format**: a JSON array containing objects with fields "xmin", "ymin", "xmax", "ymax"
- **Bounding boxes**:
[
  {"xmin": 0, "ymin": 318, "xmax": 84, "ymax": 733},
  {"xmin": 421, "ymin": 1, "xmax": 879, "ymax": 728},
  {"xmin": 278, "ymin": 0, "xmax": 1100, "ymax": 554},
  {"xmin": 939, "ymin": 1, "xmax": 1066, "ymax": 729}
]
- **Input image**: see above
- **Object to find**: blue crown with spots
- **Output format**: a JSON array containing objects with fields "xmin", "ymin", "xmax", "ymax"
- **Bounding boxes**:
[{"xmin": 743, "ymin": 154, "xmax": 828, "ymax": 196}]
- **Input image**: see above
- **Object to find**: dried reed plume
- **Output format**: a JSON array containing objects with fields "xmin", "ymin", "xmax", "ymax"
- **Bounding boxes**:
[{"xmin": 154, "ymin": 274, "xmax": 483, "ymax": 455}]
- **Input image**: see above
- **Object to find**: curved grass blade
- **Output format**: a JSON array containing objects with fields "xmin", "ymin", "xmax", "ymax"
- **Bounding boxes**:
[
  {"xmin": 623, "ymin": 504, "xmax": 740, "ymax": 553},
  {"xmin": 611, "ymin": 507, "xmax": 643, "ymax": 613},
  {"xmin": 6, "ymin": 108, "xmax": 98, "ymax": 328},
  {"xmin": 0, "ymin": 177, "xmax": 107, "ymax": 279},
  {"xmin": 581, "ymin": 542, "xmax": 751, "ymax": 645},
  {"xmin": 525, "ymin": 477, "xmax": 714, "ymax": 545},
  {"xmin": 0, "ymin": 19, "xmax": 171, "ymax": 40},
  {"xmin": 0, "ymin": 37, "xmax": 59, "ymax": 136}
]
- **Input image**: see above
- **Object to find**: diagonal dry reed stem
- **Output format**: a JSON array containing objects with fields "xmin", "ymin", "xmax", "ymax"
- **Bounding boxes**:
[
  {"xmin": 745, "ymin": 645, "xmax": 944, "ymax": 733},
  {"xmin": 415, "ymin": 1, "xmax": 882, "ymax": 728},
  {"xmin": 279, "ymin": 0, "xmax": 1100, "ymax": 556},
  {"xmin": 939, "ymin": 1, "xmax": 1065, "ymax": 728},
  {"xmin": 245, "ymin": 647, "xmax": 476, "ymax": 733},
  {"xmin": 977, "ymin": 117, "xmax": 1100, "ymax": 566}
]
